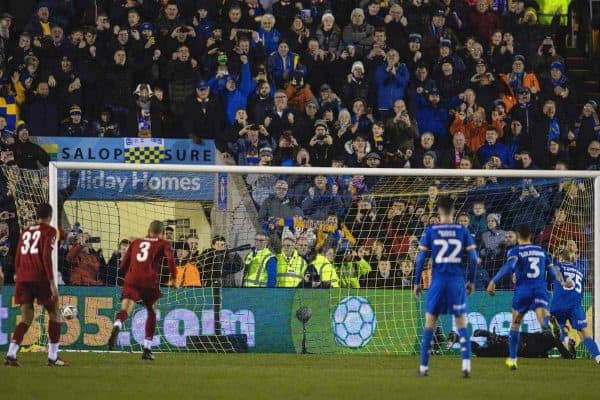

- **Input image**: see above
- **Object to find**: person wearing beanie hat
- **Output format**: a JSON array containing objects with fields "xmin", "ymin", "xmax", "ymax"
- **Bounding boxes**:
[
  {"xmin": 498, "ymin": 52, "xmax": 541, "ymax": 111},
  {"xmin": 60, "ymin": 103, "xmax": 91, "ymax": 137},
  {"xmin": 351, "ymin": 61, "xmax": 365, "ymax": 73},
  {"xmin": 259, "ymin": 146, "xmax": 273, "ymax": 158},
  {"xmin": 343, "ymin": 8, "xmax": 375, "ymax": 56},
  {"xmin": 342, "ymin": 59, "xmax": 370, "ymax": 109},
  {"xmin": 408, "ymin": 33, "xmax": 422, "ymax": 43},
  {"xmin": 313, "ymin": 119, "xmax": 328, "ymax": 131},
  {"xmin": 321, "ymin": 12, "xmax": 334, "ymax": 23},
  {"xmin": 24, "ymin": 2, "xmax": 51, "ymax": 38},
  {"xmin": 315, "ymin": 12, "xmax": 341, "ymax": 54},
  {"xmin": 13, "ymin": 121, "xmax": 50, "ymax": 170},
  {"xmin": 365, "ymin": 151, "xmax": 382, "ymax": 175},
  {"xmin": 550, "ymin": 61, "xmax": 564, "ymax": 73},
  {"xmin": 309, "ymin": 119, "xmax": 333, "ymax": 165},
  {"xmin": 480, "ymin": 211, "xmax": 506, "ymax": 275},
  {"xmin": 422, "ymin": 150, "xmax": 437, "ymax": 168},
  {"xmin": 423, "ymin": 6, "xmax": 460, "ymax": 58},
  {"xmin": 541, "ymin": 59, "xmax": 573, "ymax": 119}
]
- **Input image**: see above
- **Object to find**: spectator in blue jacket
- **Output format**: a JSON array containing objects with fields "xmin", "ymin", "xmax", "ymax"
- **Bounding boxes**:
[
  {"xmin": 257, "ymin": 14, "xmax": 281, "ymax": 56},
  {"xmin": 374, "ymin": 49, "xmax": 409, "ymax": 119},
  {"xmin": 229, "ymin": 124, "xmax": 272, "ymax": 166},
  {"xmin": 209, "ymin": 55, "xmax": 253, "ymax": 125},
  {"xmin": 477, "ymin": 125, "xmax": 512, "ymax": 167},
  {"xmin": 301, "ymin": 174, "xmax": 345, "ymax": 220},
  {"xmin": 267, "ymin": 40, "xmax": 303, "ymax": 89},
  {"xmin": 414, "ymin": 87, "xmax": 458, "ymax": 144}
]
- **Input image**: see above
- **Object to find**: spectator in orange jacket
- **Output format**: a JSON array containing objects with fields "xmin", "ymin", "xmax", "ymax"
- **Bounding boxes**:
[
  {"xmin": 284, "ymin": 71, "xmax": 316, "ymax": 112},
  {"xmin": 450, "ymin": 108, "xmax": 502, "ymax": 151},
  {"xmin": 173, "ymin": 241, "xmax": 202, "ymax": 287},
  {"xmin": 498, "ymin": 54, "xmax": 540, "ymax": 112},
  {"xmin": 67, "ymin": 233, "xmax": 104, "ymax": 286}
]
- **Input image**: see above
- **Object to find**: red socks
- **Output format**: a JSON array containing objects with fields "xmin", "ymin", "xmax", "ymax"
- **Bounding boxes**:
[
  {"xmin": 12, "ymin": 322, "xmax": 29, "ymax": 345},
  {"xmin": 116, "ymin": 310, "xmax": 129, "ymax": 323},
  {"xmin": 145, "ymin": 310, "xmax": 156, "ymax": 340},
  {"xmin": 48, "ymin": 321, "xmax": 61, "ymax": 343}
]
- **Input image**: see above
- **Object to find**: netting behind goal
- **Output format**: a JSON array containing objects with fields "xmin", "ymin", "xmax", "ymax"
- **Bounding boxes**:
[{"xmin": 0, "ymin": 165, "xmax": 597, "ymax": 356}]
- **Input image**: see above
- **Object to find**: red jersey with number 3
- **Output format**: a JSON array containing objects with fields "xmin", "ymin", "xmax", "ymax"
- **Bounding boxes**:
[
  {"xmin": 15, "ymin": 223, "xmax": 57, "ymax": 284},
  {"xmin": 121, "ymin": 237, "xmax": 177, "ymax": 288}
]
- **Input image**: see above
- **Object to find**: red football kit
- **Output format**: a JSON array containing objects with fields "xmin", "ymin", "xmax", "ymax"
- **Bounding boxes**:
[
  {"xmin": 14, "ymin": 222, "xmax": 57, "ymax": 306},
  {"xmin": 120, "ymin": 237, "xmax": 177, "ymax": 305}
]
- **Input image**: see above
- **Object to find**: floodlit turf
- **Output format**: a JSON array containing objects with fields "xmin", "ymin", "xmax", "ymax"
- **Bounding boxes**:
[{"xmin": 1, "ymin": 352, "xmax": 598, "ymax": 400}]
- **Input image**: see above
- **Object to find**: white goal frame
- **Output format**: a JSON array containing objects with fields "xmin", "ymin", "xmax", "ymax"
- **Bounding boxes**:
[{"xmin": 49, "ymin": 162, "xmax": 600, "ymax": 342}]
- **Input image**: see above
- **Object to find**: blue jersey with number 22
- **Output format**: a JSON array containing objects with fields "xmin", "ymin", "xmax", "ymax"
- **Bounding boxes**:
[{"xmin": 419, "ymin": 224, "xmax": 475, "ymax": 280}]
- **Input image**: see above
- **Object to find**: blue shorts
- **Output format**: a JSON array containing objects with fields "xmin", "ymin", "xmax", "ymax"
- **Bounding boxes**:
[
  {"xmin": 551, "ymin": 306, "xmax": 588, "ymax": 330},
  {"xmin": 512, "ymin": 285, "xmax": 549, "ymax": 314},
  {"xmin": 426, "ymin": 279, "xmax": 466, "ymax": 317}
]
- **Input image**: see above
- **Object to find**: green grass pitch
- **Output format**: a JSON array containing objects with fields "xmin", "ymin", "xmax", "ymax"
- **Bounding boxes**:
[{"xmin": 2, "ymin": 353, "xmax": 598, "ymax": 400}]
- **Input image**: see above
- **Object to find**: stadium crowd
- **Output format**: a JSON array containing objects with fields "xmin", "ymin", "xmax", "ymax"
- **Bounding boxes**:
[{"xmin": 0, "ymin": 1, "xmax": 596, "ymax": 288}]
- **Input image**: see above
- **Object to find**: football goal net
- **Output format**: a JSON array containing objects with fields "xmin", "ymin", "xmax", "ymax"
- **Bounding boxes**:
[{"xmin": 0, "ymin": 163, "xmax": 598, "ymax": 356}]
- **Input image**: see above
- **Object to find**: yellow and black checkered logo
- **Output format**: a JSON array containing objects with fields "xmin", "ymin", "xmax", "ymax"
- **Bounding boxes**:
[{"xmin": 124, "ymin": 146, "xmax": 165, "ymax": 164}]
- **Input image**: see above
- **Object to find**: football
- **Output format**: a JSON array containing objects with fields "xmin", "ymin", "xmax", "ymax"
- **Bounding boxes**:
[
  {"xmin": 332, "ymin": 296, "xmax": 377, "ymax": 348},
  {"xmin": 61, "ymin": 304, "xmax": 78, "ymax": 320}
]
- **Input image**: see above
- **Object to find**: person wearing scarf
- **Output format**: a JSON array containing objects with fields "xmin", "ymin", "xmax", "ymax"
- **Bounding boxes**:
[
  {"xmin": 541, "ymin": 61, "xmax": 577, "ymax": 122},
  {"xmin": 499, "ymin": 54, "xmax": 540, "ymax": 111}
]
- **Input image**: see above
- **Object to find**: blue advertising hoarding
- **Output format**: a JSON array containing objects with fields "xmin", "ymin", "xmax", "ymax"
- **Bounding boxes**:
[{"xmin": 34, "ymin": 137, "xmax": 216, "ymax": 201}]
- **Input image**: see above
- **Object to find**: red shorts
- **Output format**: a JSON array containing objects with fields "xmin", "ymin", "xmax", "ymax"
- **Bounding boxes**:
[
  {"xmin": 14, "ymin": 282, "xmax": 55, "ymax": 307},
  {"xmin": 121, "ymin": 285, "xmax": 162, "ymax": 307}
]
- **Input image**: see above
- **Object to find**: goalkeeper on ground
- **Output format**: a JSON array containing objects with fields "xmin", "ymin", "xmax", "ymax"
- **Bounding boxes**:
[{"xmin": 446, "ymin": 329, "xmax": 574, "ymax": 359}]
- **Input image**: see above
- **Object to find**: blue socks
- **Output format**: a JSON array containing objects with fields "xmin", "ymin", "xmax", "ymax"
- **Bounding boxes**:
[
  {"xmin": 457, "ymin": 327, "xmax": 471, "ymax": 360},
  {"xmin": 583, "ymin": 337, "xmax": 600, "ymax": 358},
  {"xmin": 420, "ymin": 328, "xmax": 434, "ymax": 368},
  {"xmin": 509, "ymin": 329, "xmax": 520, "ymax": 359}
]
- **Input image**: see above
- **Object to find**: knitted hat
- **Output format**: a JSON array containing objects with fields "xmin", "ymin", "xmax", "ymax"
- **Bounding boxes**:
[
  {"xmin": 259, "ymin": 147, "xmax": 273, "ymax": 157},
  {"xmin": 487, "ymin": 213, "xmax": 501, "ymax": 224},
  {"xmin": 351, "ymin": 61, "xmax": 365, "ymax": 72},
  {"xmin": 550, "ymin": 61, "xmax": 565, "ymax": 73}
]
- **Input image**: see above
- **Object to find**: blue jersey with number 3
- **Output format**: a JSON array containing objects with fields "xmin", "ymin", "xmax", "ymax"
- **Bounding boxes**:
[
  {"xmin": 551, "ymin": 262, "xmax": 584, "ymax": 310},
  {"xmin": 506, "ymin": 244, "xmax": 553, "ymax": 287},
  {"xmin": 419, "ymin": 224, "xmax": 475, "ymax": 279}
]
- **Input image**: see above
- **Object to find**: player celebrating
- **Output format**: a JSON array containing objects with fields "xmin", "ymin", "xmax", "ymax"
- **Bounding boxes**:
[
  {"xmin": 550, "ymin": 248, "xmax": 600, "ymax": 364},
  {"xmin": 487, "ymin": 224, "xmax": 572, "ymax": 370},
  {"xmin": 414, "ymin": 196, "xmax": 479, "ymax": 378},
  {"xmin": 4, "ymin": 204, "xmax": 67, "ymax": 367},
  {"xmin": 107, "ymin": 220, "xmax": 178, "ymax": 360}
]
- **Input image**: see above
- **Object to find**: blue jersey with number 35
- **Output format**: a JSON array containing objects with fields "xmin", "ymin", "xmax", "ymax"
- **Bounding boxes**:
[
  {"xmin": 506, "ymin": 244, "xmax": 553, "ymax": 287},
  {"xmin": 419, "ymin": 224, "xmax": 475, "ymax": 279},
  {"xmin": 551, "ymin": 262, "xmax": 584, "ymax": 310}
]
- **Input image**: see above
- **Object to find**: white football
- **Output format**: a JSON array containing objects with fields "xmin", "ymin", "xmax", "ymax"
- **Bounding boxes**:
[{"xmin": 61, "ymin": 305, "xmax": 78, "ymax": 320}]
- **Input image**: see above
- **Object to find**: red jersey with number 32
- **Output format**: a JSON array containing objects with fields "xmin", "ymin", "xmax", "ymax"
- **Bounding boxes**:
[
  {"xmin": 15, "ymin": 223, "xmax": 57, "ymax": 284},
  {"xmin": 121, "ymin": 237, "xmax": 176, "ymax": 288}
]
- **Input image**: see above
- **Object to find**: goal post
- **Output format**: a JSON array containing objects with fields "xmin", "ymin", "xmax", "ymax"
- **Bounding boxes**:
[
  {"xmin": 595, "ymin": 176, "xmax": 600, "ymax": 343},
  {"xmin": 11, "ymin": 162, "xmax": 597, "ymax": 354}
]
